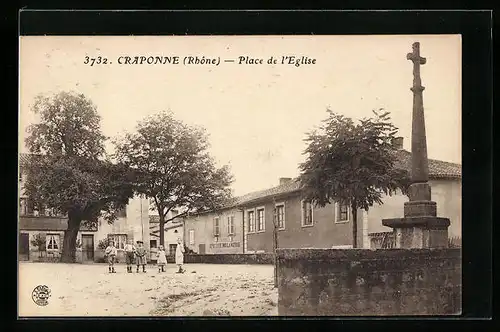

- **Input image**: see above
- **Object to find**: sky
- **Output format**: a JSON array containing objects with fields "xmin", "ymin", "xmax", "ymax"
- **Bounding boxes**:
[{"xmin": 19, "ymin": 35, "xmax": 461, "ymax": 197}]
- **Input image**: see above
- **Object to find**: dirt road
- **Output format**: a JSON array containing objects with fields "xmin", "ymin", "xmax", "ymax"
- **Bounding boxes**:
[{"xmin": 19, "ymin": 262, "xmax": 278, "ymax": 317}]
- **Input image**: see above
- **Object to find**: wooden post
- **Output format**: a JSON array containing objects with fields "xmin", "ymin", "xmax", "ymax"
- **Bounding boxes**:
[{"xmin": 272, "ymin": 197, "xmax": 278, "ymax": 288}]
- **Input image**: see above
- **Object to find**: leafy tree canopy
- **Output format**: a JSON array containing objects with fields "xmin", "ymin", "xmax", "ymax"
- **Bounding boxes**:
[
  {"xmin": 299, "ymin": 109, "xmax": 410, "ymax": 248},
  {"xmin": 113, "ymin": 111, "xmax": 233, "ymax": 245},
  {"xmin": 23, "ymin": 91, "xmax": 134, "ymax": 262}
]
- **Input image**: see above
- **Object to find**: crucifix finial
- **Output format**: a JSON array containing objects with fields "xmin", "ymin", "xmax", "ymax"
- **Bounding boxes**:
[{"xmin": 407, "ymin": 42, "xmax": 426, "ymax": 91}]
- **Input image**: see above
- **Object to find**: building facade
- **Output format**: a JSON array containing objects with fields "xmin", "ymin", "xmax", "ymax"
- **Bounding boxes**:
[
  {"xmin": 149, "ymin": 213, "xmax": 184, "ymax": 261},
  {"xmin": 182, "ymin": 143, "xmax": 462, "ymax": 253},
  {"xmin": 183, "ymin": 206, "xmax": 244, "ymax": 254},
  {"xmin": 94, "ymin": 195, "xmax": 150, "ymax": 262},
  {"xmin": 240, "ymin": 180, "xmax": 364, "ymax": 253},
  {"xmin": 18, "ymin": 153, "xmax": 150, "ymax": 262}
]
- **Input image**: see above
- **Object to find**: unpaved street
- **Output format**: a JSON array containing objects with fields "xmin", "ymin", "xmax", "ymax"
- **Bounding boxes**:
[{"xmin": 19, "ymin": 262, "xmax": 278, "ymax": 317}]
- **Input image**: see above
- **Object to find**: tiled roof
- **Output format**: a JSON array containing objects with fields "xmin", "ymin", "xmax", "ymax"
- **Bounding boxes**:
[
  {"xmin": 19, "ymin": 153, "xmax": 44, "ymax": 166},
  {"xmin": 19, "ymin": 153, "xmax": 30, "ymax": 165},
  {"xmin": 234, "ymin": 179, "xmax": 301, "ymax": 206},
  {"xmin": 394, "ymin": 150, "xmax": 462, "ymax": 180},
  {"xmin": 232, "ymin": 150, "xmax": 461, "ymax": 206}
]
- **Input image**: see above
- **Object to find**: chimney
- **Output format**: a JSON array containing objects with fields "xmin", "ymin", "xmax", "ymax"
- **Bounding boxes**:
[
  {"xmin": 392, "ymin": 137, "xmax": 404, "ymax": 150},
  {"xmin": 279, "ymin": 177, "xmax": 292, "ymax": 185}
]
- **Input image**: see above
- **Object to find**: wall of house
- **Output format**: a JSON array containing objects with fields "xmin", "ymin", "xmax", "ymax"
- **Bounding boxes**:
[
  {"xmin": 21, "ymin": 230, "xmax": 94, "ymax": 262},
  {"xmin": 183, "ymin": 208, "xmax": 244, "ymax": 254},
  {"xmin": 164, "ymin": 225, "xmax": 184, "ymax": 255},
  {"xmin": 367, "ymin": 179, "xmax": 462, "ymax": 239},
  {"xmin": 95, "ymin": 195, "xmax": 150, "ymax": 251},
  {"xmin": 245, "ymin": 194, "xmax": 365, "ymax": 253},
  {"xmin": 277, "ymin": 248, "xmax": 461, "ymax": 316}
]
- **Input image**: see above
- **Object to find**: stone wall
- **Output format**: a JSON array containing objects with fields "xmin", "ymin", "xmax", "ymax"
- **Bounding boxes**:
[{"xmin": 277, "ymin": 248, "xmax": 461, "ymax": 316}]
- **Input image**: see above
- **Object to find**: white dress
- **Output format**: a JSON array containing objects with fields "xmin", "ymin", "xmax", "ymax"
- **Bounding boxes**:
[
  {"xmin": 157, "ymin": 250, "xmax": 167, "ymax": 266},
  {"xmin": 175, "ymin": 243, "xmax": 184, "ymax": 265}
]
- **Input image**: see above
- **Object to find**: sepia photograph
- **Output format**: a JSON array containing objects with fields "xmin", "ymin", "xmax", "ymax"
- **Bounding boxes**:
[{"xmin": 18, "ymin": 35, "xmax": 462, "ymax": 317}]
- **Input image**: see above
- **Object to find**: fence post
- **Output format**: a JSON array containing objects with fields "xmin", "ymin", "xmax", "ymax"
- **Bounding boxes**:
[{"xmin": 272, "ymin": 197, "xmax": 278, "ymax": 288}]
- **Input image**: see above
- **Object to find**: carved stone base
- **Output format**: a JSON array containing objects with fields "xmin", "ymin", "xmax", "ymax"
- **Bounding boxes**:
[
  {"xmin": 382, "ymin": 217, "xmax": 450, "ymax": 249},
  {"xmin": 404, "ymin": 200, "xmax": 437, "ymax": 217},
  {"xmin": 408, "ymin": 182, "xmax": 431, "ymax": 201}
]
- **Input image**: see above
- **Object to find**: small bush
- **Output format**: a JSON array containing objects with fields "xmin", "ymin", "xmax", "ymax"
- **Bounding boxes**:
[
  {"xmin": 97, "ymin": 239, "xmax": 108, "ymax": 250},
  {"xmin": 448, "ymin": 236, "xmax": 461, "ymax": 248}
]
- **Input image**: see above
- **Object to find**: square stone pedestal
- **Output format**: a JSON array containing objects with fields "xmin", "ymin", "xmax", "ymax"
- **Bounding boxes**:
[{"xmin": 382, "ymin": 217, "xmax": 450, "ymax": 249}]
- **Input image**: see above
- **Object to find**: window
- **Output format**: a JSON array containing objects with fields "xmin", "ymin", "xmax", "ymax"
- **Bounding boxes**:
[
  {"xmin": 189, "ymin": 229, "xmax": 195, "ymax": 245},
  {"xmin": 46, "ymin": 234, "xmax": 60, "ymax": 251},
  {"xmin": 169, "ymin": 244, "xmax": 177, "ymax": 255},
  {"xmin": 275, "ymin": 203, "xmax": 285, "ymax": 229},
  {"xmin": 19, "ymin": 198, "xmax": 27, "ymax": 216},
  {"xmin": 22, "ymin": 199, "xmax": 34, "ymax": 216},
  {"xmin": 247, "ymin": 210, "xmax": 255, "ymax": 233},
  {"xmin": 36, "ymin": 204, "xmax": 46, "ymax": 216},
  {"xmin": 150, "ymin": 240, "xmax": 157, "ymax": 249},
  {"xmin": 213, "ymin": 217, "xmax": 220, "ymax": 237},
  {"xmin": 107, "ymin": 234, "xmax": 127, "ymax": 249},
  {"xmin": 116, "ymin": 207, "xmax": 127, "ymax": 218},
  {"xmin": 256, "ymin": 207, "xmax": 265, "ymax": 231},
  {"xmin": 227, "ymin": 216, "xmax": 235, "ymax": 235},
  {"xmin": 336, "ymin": 203, "xmax": 349, "ymax": 223},
  {"xmin": 301, "ymin": 201, "xmax": 314, "ymax": 226}
]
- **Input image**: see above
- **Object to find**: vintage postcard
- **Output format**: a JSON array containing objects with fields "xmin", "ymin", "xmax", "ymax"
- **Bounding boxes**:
[{"xmin": 18, "ymin": 35, "xmax": 462, "ymax": 317}]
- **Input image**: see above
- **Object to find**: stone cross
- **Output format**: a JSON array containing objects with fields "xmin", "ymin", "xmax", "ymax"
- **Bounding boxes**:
[
  {"xmin": 382, "ymin": 42, "xmax": 450, "ymax": 249},
  {"xmin": 407, "ymin": 42, "xmax": 427, "ymax": 92},
  {"xmin": 407, "ymin": 42, "xmax": 429, "ymax": 187}
]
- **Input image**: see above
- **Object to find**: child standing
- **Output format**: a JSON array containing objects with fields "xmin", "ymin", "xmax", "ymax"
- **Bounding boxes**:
[
  {"xmin": 135, "ymin": 240, "xmax": 148, "ymax": 273},
  {"xmin": 156, "ymin": 245, "xmax": 167, "ymax": 273},
  {"xmin": 175, "ymin": 237, "xmax": 185, "ymax": 274},
  {"xmin": 124, "ymin": 240, "xmax": 136, "ymax": 273},
  {"xmin": 104, "ymin": 240, "xmax": 117, "ymax": 273}
]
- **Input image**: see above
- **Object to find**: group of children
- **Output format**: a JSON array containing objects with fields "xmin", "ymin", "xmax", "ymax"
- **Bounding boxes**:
[{"xmin": 104, "ymin": 238, "xmax": 186, "ymax": 274}]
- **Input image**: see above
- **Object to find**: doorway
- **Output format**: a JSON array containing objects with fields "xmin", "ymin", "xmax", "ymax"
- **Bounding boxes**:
[
  {"xmin": 19, "ymin": 233, "xmax": 29, "ymax": 261},
  {"xmin": 168, "ymin": 244, "xmax": 177, "ymax": 256},
  {"xmin": 81, "ymin": 234, "xmax": 94, "ymax": 261},
  {"xmin": 198, "ymin": 243, "xmax": 206, "ymax": 254}
]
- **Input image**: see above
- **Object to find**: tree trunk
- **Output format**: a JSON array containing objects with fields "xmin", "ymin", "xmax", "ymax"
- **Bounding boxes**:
[
  {"xmin": 159, "ymin": 213, "xmax": 165, "ymax": 246},
  {"xmin": 351, "ymin": 202, "xmax": 358, "ymax": 249},
  {"xmin": 61, "ymin": 211, "xmax": 81, "ymax": 263}
]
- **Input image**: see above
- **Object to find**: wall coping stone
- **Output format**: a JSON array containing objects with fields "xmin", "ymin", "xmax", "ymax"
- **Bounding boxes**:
[{"xmin": 276, "ymin": 248, "xmax": 461, "ymax": 261}]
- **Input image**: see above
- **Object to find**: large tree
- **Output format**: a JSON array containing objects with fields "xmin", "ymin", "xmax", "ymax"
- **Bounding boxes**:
[
  {"xmin": 113, "ymin": 111, "xmax": 233, "ymax": 246},
  {"xmin": 23, "ymin": 91, "xmax": 134, "ymax": 262},
  {"xmin": 299, "ymin": 109, "xmax": 410, "ymax": 248}
]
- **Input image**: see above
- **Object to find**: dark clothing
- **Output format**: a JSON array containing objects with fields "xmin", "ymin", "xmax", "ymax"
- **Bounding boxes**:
[
  {"xmin": 107, "ymin": 255, "xmax": 116, "ymax": 266},
  {"xmin": 125, "ymin": 252, "xmax": 135, "ymax": 265}
]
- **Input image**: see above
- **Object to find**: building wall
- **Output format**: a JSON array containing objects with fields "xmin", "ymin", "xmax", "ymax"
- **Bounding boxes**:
[
  {"xmin": 367, "ymin": 179, "xmax": 462, "ymax": 239},
  {"xmin": 183, "ymin": 207, "xmax": 244, "ymax": 254},
  {"xmin": 95, "ymin": 195, "xmax": 150, "ymax": 251},
  {"xmin": 245, "ymin": 194, "xmax": 365, "ymax": 253},
  {"xmin": 20, "ymin": 229, "xmax": 95, "ymax": 261},
  {"xmin": 164, "ymin": 225, "xmax": 184, "ymax": 255},
  {"xmin": 149, "ymin": 223, "xmax": 184, "ymax": 257}
]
